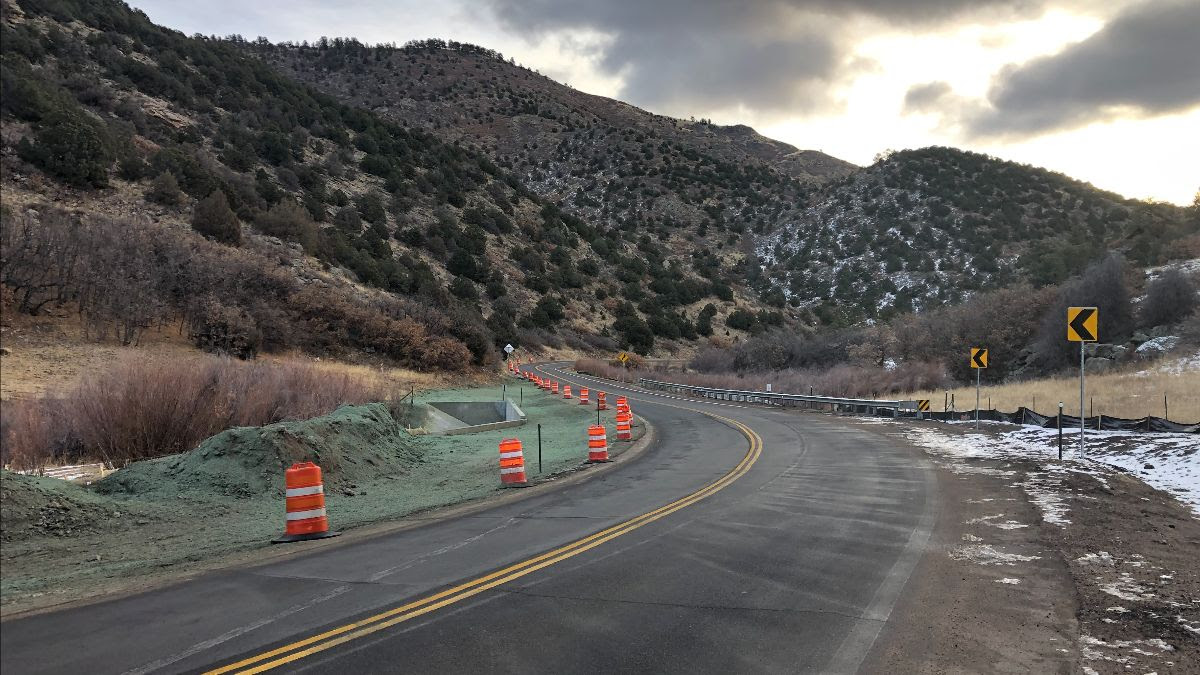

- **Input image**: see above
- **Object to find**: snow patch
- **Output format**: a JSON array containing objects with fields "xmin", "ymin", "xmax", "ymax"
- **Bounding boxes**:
[
  {"xmin": 964, "ymin": 513, "xmax": 1028, "ymax": 529},
  {"xmin": 1136, "ymin": 336, "xmax": 1180, "ymax": 356},
  {"xmin": 1178, "ymin": 616, "xmax": 1200, "ymax": 635},
  {"xmin": 949, "ymin": 544, "xmax": 1040, "ymax": 566},
  {"xmin": 1100, "ymin": 572, "xmax": 1156, "ymax": 602},
  {"xmin": 1077, "ymin": 552, "xmax": 1116, "ymax": 566},
  {"xmin": 903, "ymin": 425, "xmax": 1200, "ymax": 517},
  {"xmin": 1080, "ymin": 634, "xmax": 1175, "ymax": 667},
  {"xmin": 1134, "ymin": 350, "xmax": 1200, "ymax": 376}
]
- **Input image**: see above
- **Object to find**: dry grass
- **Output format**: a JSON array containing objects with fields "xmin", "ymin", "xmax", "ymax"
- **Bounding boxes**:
[
  {"xmin": 907, "ymin": 365, "xmax": 1199, "ymax": 422},
  {"xmin": 0, "ymin": 312, "xmax": 205, "ymax": 400},
  {"xmin": 258, "ymin": 352, "xmax": 441, "ymax": 395},
  {"xmin": 0, "ymin": 352, "xmax": 416, "ymax": 471},
  {"xmin": 0, "ymin": 311, "xmax": 477, "ymax": 401},
  {"xmin": 577, "ymin": 356, "xmax": 1199, "ymax": 423}
]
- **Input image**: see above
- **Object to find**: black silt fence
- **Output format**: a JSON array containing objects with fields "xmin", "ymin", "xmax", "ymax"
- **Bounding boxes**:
[{"xmin": 914, "ymin": 406, "xmax": 1198, "ymax": 434}]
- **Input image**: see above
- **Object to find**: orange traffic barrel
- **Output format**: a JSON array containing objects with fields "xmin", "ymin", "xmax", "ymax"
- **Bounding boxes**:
[
  {"xmin": 597, "ymin": 391, "xmax": 607, "ymax": 410},
  {"xmin": 274, "ymin": 461, "xmax": 340, "ymax": 543},
  {"xmin": 616, "ymin": 396, "xmax": 628, "ymax": 411},
  {"xmin": 551, "ymin": 381, "xmax": 559, "ymax": 395},
  {"xmin": 616, "ymin": 414, "xmax": 632, "ymax": 442},
  {"xmin": 587, "ymin": 425, "xmax": 609, "ymax": 462},
  {"xmin": 579, "ymin": 387, "xmax": 589, "ymax": 404},
  {"xmin": 499, "ymin": 438, "xmax": 528, "ymax": 486},
  {"xmin": 563, "ymin": 384, "xmax": 572, "ymax": 399}
]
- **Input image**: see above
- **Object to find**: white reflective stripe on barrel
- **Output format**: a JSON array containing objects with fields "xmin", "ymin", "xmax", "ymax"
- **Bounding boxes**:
[
  {"xmin": 285, "ymin": 507, "xmax": 327, "ymax": 521},
  {"xmin": 500, "ymin": 467, "xmax": 525, "ymax": 475},
  {"xmin": 499, "ymin": 451, "xmax": 524, "ymax": 459},
  {"xmin": 285, "ymin": 485, "xmax": 324, "ymax": 497}
]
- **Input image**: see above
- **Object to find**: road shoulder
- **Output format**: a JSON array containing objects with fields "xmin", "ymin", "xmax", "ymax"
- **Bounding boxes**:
[{"xmin": 860, "ymin": 418, "xmax": 1200, "ymax": 674}]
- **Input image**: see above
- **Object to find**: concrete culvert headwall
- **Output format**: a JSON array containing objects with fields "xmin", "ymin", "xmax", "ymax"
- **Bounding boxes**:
[{"xmin": 413, "ymin": 401, "xmax": 526, "ymax": 435}]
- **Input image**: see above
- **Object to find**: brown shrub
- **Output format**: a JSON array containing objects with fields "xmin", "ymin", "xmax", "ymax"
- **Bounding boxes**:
[
  {"xmin": 1, "ymin": 354, "xmax": 396, "ymax": 469},
  {"xmin": 1140, "ymin": 268, "xmax": 1197, "ymax": 328},
  {"xmin": 189, "ymin": 298, "xmax": 262, "ymax": 359},
  {"xmin": 0, "ymin": 398, "xmax": 77, "ymax": 470},
  {"xmin": 421, "ymin": 337, "xmax": 474, "ymax": 371}
]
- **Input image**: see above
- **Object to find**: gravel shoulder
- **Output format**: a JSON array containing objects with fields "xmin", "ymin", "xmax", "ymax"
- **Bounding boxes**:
[{"xmin": 860, "ymin": 417, "xmax": 1200, "ymax": 674}]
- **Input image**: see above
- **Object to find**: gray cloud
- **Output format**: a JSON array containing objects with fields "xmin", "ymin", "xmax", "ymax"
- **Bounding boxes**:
[
  {"xmin": 964, "ymin": 0, "xmax": 1200, "ymax": 137},
  {"xmin": 483, "ymin": 0, "xmax": 1052, "ymax": 118},
  {"xmin": 903, "ymin": 81, "xmax": 954, "ymax": 113}
]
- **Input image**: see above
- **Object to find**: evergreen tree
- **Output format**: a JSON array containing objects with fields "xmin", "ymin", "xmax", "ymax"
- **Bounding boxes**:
[
  {"xmin": 17, "ymin": 106, "xmax": 111, "ymax": 187},
  {"xmin": 145, "ymin": 171, "xmax": 183, "ymax": 206},
  {"xmin": 192, "ymin": 190, "xmax": 242, "ymax": 246}
]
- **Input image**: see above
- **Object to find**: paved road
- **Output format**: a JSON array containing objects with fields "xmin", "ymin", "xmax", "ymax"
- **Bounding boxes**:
[{"xmin": 1, "ymin": 364, "xmax": 936, "ymax": 674}]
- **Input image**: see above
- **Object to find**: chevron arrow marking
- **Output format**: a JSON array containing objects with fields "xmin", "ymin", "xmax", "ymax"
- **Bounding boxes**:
[{"xmin": 1068, "ymin": 307, "xmax": 1098, "ymax": 342}]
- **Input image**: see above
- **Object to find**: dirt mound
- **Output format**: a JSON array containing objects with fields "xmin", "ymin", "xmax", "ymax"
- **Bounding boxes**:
[
  {"xmin": 0, "ymin": 470, "xmax": 151, "ymax": 541},
  {"xmin": 97, "ymin": 404, "xmax": 423, "ymax": 499}
]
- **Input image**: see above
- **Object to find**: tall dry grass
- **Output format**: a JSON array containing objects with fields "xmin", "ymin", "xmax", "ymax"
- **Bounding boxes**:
[
  {"xmin": 1, "ymin": 353, "xmax": 406, "ymax": 470},
  {"xmin": 906, "ymin": 367, "xmax": 1200, "ymax": 422},
  {"xmin": 575, "ymin": 357, "xmax": 1198, "ymax": 422}
]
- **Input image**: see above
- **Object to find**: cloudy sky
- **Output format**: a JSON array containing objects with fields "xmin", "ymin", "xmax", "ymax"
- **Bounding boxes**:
[{"xmin": 131, "ymin": 0, "xmax": 1199, "ymax": 205}]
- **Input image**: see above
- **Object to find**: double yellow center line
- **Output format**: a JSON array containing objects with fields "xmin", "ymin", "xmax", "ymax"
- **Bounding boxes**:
[{"xmin": 208, "ymin": 397, "xmax": 762, "ymax": 673}]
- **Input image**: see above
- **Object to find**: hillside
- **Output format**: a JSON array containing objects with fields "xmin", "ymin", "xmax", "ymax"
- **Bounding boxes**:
[
  {"xmin": 256, "ymin": 41, "xmax": 1195, "ymax": 328},
  {"xmin": 259, "ymin": 38, "xmax": 855, "ymax": 180},
  {"xmin": 255, "ymin": 39, "xmax": 854, "ymax": 252},
  {"xmin": 0, "ymin": 0, "xmax": 784, "ymax": 362},
  {"xmin": 756, "ymin": 148, "xmax": 1196, "ymax": 325}
]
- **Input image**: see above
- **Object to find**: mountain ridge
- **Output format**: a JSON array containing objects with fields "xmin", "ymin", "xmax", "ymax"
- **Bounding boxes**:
[{"xmin": 256, "ymin": 38, "xmax": 855, "ymax": 185}]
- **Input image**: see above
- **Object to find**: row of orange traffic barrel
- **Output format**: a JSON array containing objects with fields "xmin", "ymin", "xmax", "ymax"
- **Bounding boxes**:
[
  {"xmin": 274, "ymin": 364, "xmax": 635, "ymax": 542},
  {"xmin": 500, "ymin": 364, "xmax": 635, "ymax": 487}
]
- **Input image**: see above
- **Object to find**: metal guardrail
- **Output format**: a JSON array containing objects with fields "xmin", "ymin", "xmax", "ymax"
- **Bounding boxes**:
[{"xmin": 637, "ymin": 378, "xmax": 912, "ymax": 412}]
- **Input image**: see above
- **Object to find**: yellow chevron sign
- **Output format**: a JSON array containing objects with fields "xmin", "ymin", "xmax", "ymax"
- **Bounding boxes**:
[
  {"xmin": 970, "ymin": 348, "xmax": 988, "ymax": 369},
  {"xmin": 1067, "ymin": 306, "xmax": 1098, "ymax": 342}
]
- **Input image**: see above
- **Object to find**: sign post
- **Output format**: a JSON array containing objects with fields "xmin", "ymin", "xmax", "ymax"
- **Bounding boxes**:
[
  {"xmin": 970, "ymin": 348, "xmax": 988, "ymax": 429},
  {"xmin": 1067, "ymin": 307, "xmax": 1098, "ymax": 458}
]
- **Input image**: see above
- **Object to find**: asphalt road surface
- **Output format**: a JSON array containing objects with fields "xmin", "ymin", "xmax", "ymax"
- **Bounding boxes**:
[{"xmin": 1, "ymin": 363, "xmax": 936, "ymax": 674}]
